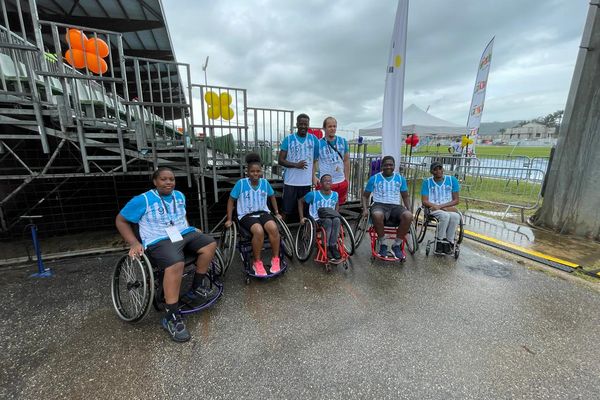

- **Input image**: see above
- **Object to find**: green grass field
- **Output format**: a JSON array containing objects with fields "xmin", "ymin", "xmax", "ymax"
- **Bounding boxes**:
[{"xmin": 364, "ymin": 144, "xmax": 551, "ymax": 158}]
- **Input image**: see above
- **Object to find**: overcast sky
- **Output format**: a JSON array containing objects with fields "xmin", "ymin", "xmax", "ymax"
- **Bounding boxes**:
[{"xmin": 163, "ymin": 0, "xmax": 589, "ymax": 131}]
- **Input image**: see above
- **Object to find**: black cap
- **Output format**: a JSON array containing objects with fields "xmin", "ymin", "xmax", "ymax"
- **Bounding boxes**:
[{"xmin": 430, "ymin": 161, "xmax": 443, "ymax": 173}]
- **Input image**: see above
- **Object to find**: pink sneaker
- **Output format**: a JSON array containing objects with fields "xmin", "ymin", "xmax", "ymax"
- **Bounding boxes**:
[
  {"xmin": 252, "ymin": 260, "xmax": 267, "ymax": 277},
  {"xmin": 270, "ymin": 257, "xmax": 281, "ymax": 273}
]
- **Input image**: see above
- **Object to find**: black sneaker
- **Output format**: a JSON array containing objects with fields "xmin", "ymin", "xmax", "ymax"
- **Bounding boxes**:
[
  {"xmin": 435, "ymin": 240, "xmax": 445, "ymax": 253},
  {"xmin": 444, "ymin": 240, "xmax": 454, "ymax": 255},
  {"xmin": 328, "ymin": 246, "xmax": 339, "ymax": 260},
  {"xmin": 331, "ymin": 246, "xmax": 342, "ymax": 260},
  {"xmin": 161, "ymin": 313, "xmax": 191, "ymax": 343}
]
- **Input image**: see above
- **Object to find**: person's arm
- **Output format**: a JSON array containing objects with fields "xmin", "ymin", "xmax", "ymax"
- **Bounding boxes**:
[
  {"xmin": 421, "ymin": 195, "xmax": 439, "ymax": 211},
  {"xmin": 298, "ymin": 197, "xmax": 307, "ymax": 223},
  {"xmin": 343, "ymin": 152, "xmax": 350, "ymax": 182},
  {"xmin": 269, "ymin": 195, "xmax": 281, "ymax": 218},
  {"xmin": 440, "ymin": 192, "xmax": 459, "ymax": 211},
  {"xmin": 225, "ymin": 197, "xmax": 235, "ymax": 228},
  {"xmin": 312, "ymin": 159, "xmax": 319, "ymax": 186},
  {"xmin": 361, "ymin": 191, "xmax": 371, "ymax": 217},
  {"xmin": 401, "ymin": 191, "xmax": 411, "ymax": 210},
  {"xmin": 278, "ymin": 150, "xmax": 306, "ymax": 169},
  {"xmin": 116, "ymin": 214, "xmax": 143, "ymax": 257}
]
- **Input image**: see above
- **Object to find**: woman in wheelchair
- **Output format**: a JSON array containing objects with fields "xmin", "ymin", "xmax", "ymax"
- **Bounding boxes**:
[
  {"xmin": 362, "ymin": 156, "xmax": 413, "ymax": 261},
  {"xmin": 420, "ymin": 161, "xmax": 461, "ymax": 254},
  {"xmin": 225, "ymin": 153, "xmax": 282, "ymax": 277},
  {"xmin": 115, "ymin": 167, "xmax": 218, "ymax": 343},
  {"xmin": 298, "ymin": 174, "xmax": 342, "ymax": 261}
]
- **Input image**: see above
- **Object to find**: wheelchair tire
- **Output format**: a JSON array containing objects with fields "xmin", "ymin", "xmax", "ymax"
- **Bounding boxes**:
[
  {"xmin": 340, "ymin": 216, "xmax": 356, "ymax": 256},
  {"xmin": 405, "ymin": 224, "xmax": 418, "ymax": 255},
  {"xmin": 456, "ymin": 214, "xmax": 464, "ymax": 245},
  {"xmin": 111, "ymin": 254, "xmax": 155, "ymax": 323},
  {"xmin": 211, "ymin": 247, "xmax": 226, "ymax": 278},
  {"xmin": 354, "ymin": 214, "xmax": 369, "ymax": 247},
  {"xmin": 218, "ymin": 224, "xmax": 237, "ymax": 274},
  {"xmin": 415, "ymin": 207, "xmax": 430, "ymax": 244},
  {"xmin": 295, "ymin": 217, "xmax": 315, "ymax": 262},
  {"xmin": 275, "ymin": 216, "xmax": 295, "ymax": 259}
]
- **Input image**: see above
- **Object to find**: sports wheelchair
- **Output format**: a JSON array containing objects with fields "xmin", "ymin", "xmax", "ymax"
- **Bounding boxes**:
[
  {"xmin": 414, "ymin": 206, "xmax": 464, "ymax": 259},
  {"xmin": 294, "ymin": 214, "xmax": 355, "ymax": 272},
  {"xmin": 111, "ymin": 228, "xmax": 225, "ymax": 323},
  {"xmin": 219, "ymin": 213, "xmax": 294, "ymax": 284},
  {"xmin": 354, "ymin": 210, "xmax": 418, "ymax": 262}
]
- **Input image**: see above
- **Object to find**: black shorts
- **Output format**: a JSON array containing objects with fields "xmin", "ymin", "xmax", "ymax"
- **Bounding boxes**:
[
  {"xmin": 239, "ymin": 211, "xmax": 275, "ymax": 233},
  {"xmin": 146, "ymin": 230, "xmax": 215, "ymax": 270},
  {"xmin": 282, "ymin": 184, "xmax": 311, "ymax": 215},
  {"xmin": 370, "ymin": 202, "xmax": 408, "ymax": 226}
]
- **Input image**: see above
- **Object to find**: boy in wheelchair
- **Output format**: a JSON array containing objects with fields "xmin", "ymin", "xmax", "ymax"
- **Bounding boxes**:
[
  {"xmin": 362, "ymin": 156, "xmax": 413, "ymax": 260},
  {"xmin": 298, "ymin": 174, "xmax": 342, "ymax": 261},
  {"xmin": 115, "ymin": 167, "xmax": 217, "ymax": 343},
  {"xmin": 420, "ymin": 161, "xmax": 461, "ymax": 254},
  {"xmin": 225, "ymin": 153, "xmax": 282, "ymax": 277}
]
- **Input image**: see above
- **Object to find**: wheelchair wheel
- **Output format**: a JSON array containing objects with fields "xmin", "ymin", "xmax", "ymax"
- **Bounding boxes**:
[
  {"xmin": 456, "ymin": 213, "xmax": 464, "ymax": 245},
  {"xmin": 210, "ymin": 248, "xmax": 226, "ymax": 278},
  {"xmin": 414, "ymin": 207, "xmax": 429, "ymax": 244},
  {"xmin": 295, "ymin": 217, "xmax": 315, "ymax": 262},
  {"xmin": 405, "ymin": 224, "xmax": 418, "ymax": 255},
  {"xmin": 218, "ymin": 224, "xmax": 237, "ymax": 274},
  {"xmin": 111, "ymin": 254, "xmax": 155, "ymax": 323},
  {"xmin": 340, "ymin": 216, "xmax": 356, "ymax": 256},
  {"xmin": 274, "ymin": 216, "xmax": 294, "ymax": 259},
  {"xmin": 354, "ymin": 213, "xmax": 369, "ymax": 247}
]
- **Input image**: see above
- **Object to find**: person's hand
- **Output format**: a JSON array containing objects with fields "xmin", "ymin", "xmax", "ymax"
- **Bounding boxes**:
[
  {"xmin": 312, "ymin": 176, "xmax": 320, "ymax": 186},
  {"xmin": 362, "ymin": 209, "xmax": 369, "ymax": 218},
  {"xmin": 129, "ymin": 242, "xmax": 143, "ymax": 258},
  {"xmin": 274, "ymin": 212, "xmax": 282, "ymax": 220},
  {"xmin": 224, "ymin": 219, "xmax": 233, "ymax": 228},
  {"xmin": 296, "ymin": 160, "xmax": 308, "ymax": 169},
  {"xmin": 430, "ymin": 205, "xmax": 440, "ymax": 211},
  {"xmin": 300, "ymin": 217, "xmax": 307, "ymax": 225}
]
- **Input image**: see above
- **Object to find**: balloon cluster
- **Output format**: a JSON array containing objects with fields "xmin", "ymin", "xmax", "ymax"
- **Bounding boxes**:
[
  {"xmin": 461, "ymin": 135, "xmax": 474, "ymax": 148},
  {"xmin": 64, "ymin": 29, "xmax": 109, "ymax": 75},
  {"xmin": 205, "ymin": 91, "xmax": 234, "ymax": 120},
  {"xmin": 404, "ymin": 134, "xmax": 419, "ymax": 147}
]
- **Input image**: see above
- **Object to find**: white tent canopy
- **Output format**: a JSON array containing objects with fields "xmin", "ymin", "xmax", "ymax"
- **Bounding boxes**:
[{"xmin": 359, "ymin": 104, "xmax": 466, "ymax": 137}]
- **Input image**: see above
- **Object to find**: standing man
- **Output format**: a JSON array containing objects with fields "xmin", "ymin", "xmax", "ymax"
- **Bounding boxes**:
[
  {"xmin": 278, "ymin": 113, "xmax": 319, "ymax": 220},
  {"xmin": 317, "ymin": 116, "xmax": 350, "ymax": 204}
]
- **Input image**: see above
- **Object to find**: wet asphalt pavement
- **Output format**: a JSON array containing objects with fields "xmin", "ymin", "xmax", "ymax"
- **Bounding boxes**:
[{"xmin": 1, "ymin": 237, "xmax": 600, "ymax": 399}]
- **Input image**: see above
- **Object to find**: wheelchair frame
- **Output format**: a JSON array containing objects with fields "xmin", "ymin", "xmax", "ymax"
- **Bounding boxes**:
[
  {"xmin": 354, "ymin": 212, "xmax": 418, "ymax": 262},
  {"xmin": 414, "ymin": 206, "xmax": 464, "ymax": 259},
  {"xmin": 295, "ymin": 215, "xmax": 355, "ymax": 272}
]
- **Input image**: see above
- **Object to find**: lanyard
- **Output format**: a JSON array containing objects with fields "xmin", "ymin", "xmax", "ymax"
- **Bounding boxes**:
[{"xmin": 155, "ymin": 190, "xmax": 177, "ymax": 225}]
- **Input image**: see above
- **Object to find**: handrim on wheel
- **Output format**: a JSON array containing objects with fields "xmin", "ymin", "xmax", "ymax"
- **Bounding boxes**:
[
  {"xmin": 274, "ymin": 216, "xmax": 295, "ymax": 259},
  {"xmin": 218, "ymin": 224, "xmax": 237, "ymax": 275},
  {"xmin": 111, "ymin": 254, "xmax": 154, "ymax": 323},
  {"xmin": 295, "ymin": 217, "xmax": 315, "ymax": 261},
  {"xmin": 354, "ymin": 213, "xmax": 369, "ymax": 247},
  {"xmin": 340, "ymin": 216, "xmax": 356, "ymax": 256}
]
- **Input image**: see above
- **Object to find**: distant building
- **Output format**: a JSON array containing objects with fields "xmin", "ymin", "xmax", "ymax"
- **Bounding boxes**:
[{"xmin": 501, "ymin": 122, "xmax": 556, "ymax": 141}]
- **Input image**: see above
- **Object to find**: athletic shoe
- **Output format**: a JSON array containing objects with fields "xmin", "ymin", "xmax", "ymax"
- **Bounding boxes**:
[
  {"xmin": 435, "ymin": 240, "xmax": 445, "ymax": 254},
  {"xmin": 270, "ymin": 257, "xmax": 281, "ymax": 273},
  {"xmin": 391, "ymin": 244, "xmax": 405, "ymax": 260},
  {"xmin": 444, "ymin": 240, "xmax": 454, "ymax": 255},
  {"xmin": 378, "ymin": 244, "xmax": 388, "ymax": 258},
  {"xmin": 253, "ymin": 260, "xmax": 267, "ymax": 276},
  {"xmin": 161, "ymin": 313, "xmax": 191, "ymax": 343},
  {"xmin": 329, "ymin": 246, "xmax": 341, "ymax": 260}
]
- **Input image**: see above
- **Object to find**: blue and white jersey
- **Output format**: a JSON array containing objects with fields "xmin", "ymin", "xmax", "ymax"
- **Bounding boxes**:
[
  {"xmin": 120, "ymin": 189, "xmax": 194, "ymax": 248},
  {"xmin": 365, "ymin": 172, "xmax": 408, "ymax": 205},
  {"xmin": 318, "ymin": 136, "xmax": 349, "ymax": 184},
  {"xmin": 304, "ymin": 190, "xmax": 338, "ymax": 220},
  {"xmin": 421, "ymin": 175, "xmax": 460, "ymax": 205},
  {"xmin": 230, "ymin": 178, "xmax": 274, "ymax": 219},
  {"xmin": 280, "ymin": 133, "xmax": 319, "ymax": 186}
]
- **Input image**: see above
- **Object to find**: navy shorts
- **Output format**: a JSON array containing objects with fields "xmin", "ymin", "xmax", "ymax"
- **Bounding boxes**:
[
  {"xmin": 282, "ymin": 184, "xmax": 311, "ymax": 215},
  {"xmin": 370, "ymin": 202, "xmax": 408, "ymax": 226},
  {"xmin": 146, "ymin": 230, "xmax": 215, "ymax": 270},
  {"xmin": 239, "ymin": 211, "xmax": 275, "ymax": 232}
]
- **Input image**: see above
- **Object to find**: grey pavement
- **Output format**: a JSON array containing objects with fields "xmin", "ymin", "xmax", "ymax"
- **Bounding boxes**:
[{"xmin": 1, "ymin": 238, "xmax": 599, "ymax": 399}]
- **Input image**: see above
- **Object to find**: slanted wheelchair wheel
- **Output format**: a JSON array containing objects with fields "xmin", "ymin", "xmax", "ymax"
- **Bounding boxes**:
[
  {"xmin": 405, "ymin": 224, "xmax": 418, "ymax": 255},
  {"xmin": 295, "ymin": 217, "xmax": 316, "ymax": 262},
  {"xmin": 218, "ymin": 224, "xmax": 237, "ymax": 275},
  {"xmin": 210, "ymin": 248, "xmax": 226, "ymax": 278},
  {"xmin": 354, "ymin": 214, "xmax": 369, "ymax": 247},
  {"xmin": 414, "ymin": 207, "xmax": 429, "ymax": 244},
  {"xmin": 456, "ymin": 213, "xmax": 464, "ymax": 245},
  {"xmin": 340, "ymin": 216, "xmax": 356, "ymax": 256},
  {"xmin": 275, "ymin": 216, "xmax": 295, "ymax": 259},
  {"xmin": 111, "ymin": 254, "xmax": 155, "ymax": 323}
]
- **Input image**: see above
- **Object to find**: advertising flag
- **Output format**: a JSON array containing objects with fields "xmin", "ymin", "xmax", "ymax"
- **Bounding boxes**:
[{"xmin": 466, "ymin": 37, "xmax": 494, "ymax": 154}]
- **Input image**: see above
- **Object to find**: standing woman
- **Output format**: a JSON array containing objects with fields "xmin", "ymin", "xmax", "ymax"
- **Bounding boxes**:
[{"xmin": 115, "ymin": 167, "xmax": 217, "ymax": 343}]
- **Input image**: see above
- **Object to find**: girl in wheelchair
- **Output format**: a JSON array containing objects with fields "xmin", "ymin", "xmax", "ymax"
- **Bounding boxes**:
[
  {"xmin": 225, "ymin": 153, "xmax": 282, "ymax": 277},
  {"xmin": 298, "ymin": 174, "xmax": 342, "ymax": 261},
  {"xmin": 420, "ymin": 161, "xmax": 461, "ymax": 254}
]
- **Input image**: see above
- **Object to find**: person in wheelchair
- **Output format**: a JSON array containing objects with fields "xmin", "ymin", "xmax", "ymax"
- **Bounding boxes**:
[
  {"xmin": 421, "ymin": 161, "xmax": 461, "ymax": 254},
  {"xmin": 362, "ymin": 156, "xmax": 413, "ymax": 260},
  {"xmin": 225, "ymin": 153, "xmax": 282, "ymax": 277},
  {"xmin": 298, "ymin": 174, "xmax": 342, "ymax": 260},
  {"xmin": 115, "ymin": 167, "xmax": 218, "ymax": 343}
]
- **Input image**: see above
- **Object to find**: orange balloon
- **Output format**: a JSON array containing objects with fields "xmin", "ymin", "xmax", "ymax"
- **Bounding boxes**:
[
  {"xmin": 84, "ymin": 38, "xmax": 109, "ymax": 58},
  {"xmin": 65, "ymin": 29, "xmax": 87, "ymax": 50},
  {"xmin": 65, "ymin": 49, "xmax": 86, "ymax": 69},
  {"xmin": 85, "ymin": 53, "xmax": 108, "ymax": 75}
]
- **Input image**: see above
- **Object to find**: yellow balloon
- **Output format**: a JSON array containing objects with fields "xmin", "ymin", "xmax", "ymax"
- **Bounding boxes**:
[
  {"xmin": 207, "ymin": 105, "xmax": 221, "ymax": 119},
  {"xmin": 204, "ymin": 91, "xmax": 219, "ymax": 105},
  {"xmin": 221, "ymin": 106, "xmax": 234, "ymax": 120},
  {"xmin": 220, "ymin": 92, "xmax": 232, "ymax": 107}
]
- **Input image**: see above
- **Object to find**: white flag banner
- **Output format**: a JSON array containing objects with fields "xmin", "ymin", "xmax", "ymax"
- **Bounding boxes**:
[
  {"xmin": 382, "ymin": 0, "xmax": 409, "ymax": 167},
  {"xmin": 466, "ymin": 37, "xmax": 494, "ymax": 154}
]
